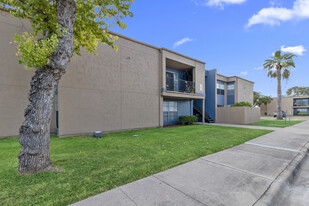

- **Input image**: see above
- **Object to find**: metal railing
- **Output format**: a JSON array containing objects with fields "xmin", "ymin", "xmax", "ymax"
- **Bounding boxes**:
[{"xmin": 166, "ymin": 76, "xmax": 195, "ymax": 93}]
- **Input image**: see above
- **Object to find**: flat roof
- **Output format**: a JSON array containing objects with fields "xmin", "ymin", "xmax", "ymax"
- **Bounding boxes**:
[
  {"xmin": 216, "ymin": 73, "xmax": 255, "ymax": 84},
  {"xmin": 272, "ymin": 96, "xmax": 309, "ymax": 99},
  {"xmin": 109, "ymin": 31, "xmax": 206, "ymax": 64},
  {"xmin": 0, "ymin": 7, "xmax": 206, "ymax": 65}
]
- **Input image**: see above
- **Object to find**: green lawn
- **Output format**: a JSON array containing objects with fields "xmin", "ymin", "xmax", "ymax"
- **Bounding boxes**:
[
  {"xmin": 0, "ymin": 125, "xmax": 271, "ymax": 206},
  {"xmin": 250, "ymin": 119, "xmax": 304, "ymax": 128}
]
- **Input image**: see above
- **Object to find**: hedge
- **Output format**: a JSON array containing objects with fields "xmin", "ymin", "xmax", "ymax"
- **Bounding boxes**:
[
  {"xmin": 296, "ymin": 113, "xmax": 309, "ymax": 116},
  {"xmin": 231, "ymin": 101, "xmax": 252, "ymax": 107},
  {"xmin": 179, "ymin": 115, "xmax": 198, "ymax": 125}
]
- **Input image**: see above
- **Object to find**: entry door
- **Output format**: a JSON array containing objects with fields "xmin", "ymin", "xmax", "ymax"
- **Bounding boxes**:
[{"xmin": 166, "ymin": 72, "xmax": 175, "ymax": 91}]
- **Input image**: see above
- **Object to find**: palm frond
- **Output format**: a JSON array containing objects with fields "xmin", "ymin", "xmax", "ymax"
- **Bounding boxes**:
[
  {"xmin": 267, "ymin": 70, "xmax": 277, "ymax": 78},
  {"xmin": 282, "ymin": 52, "xmax": 296, "ymax": 61},
  {"xmin": 274, "ymin": 50, "xmax": 282, "ymax": 61},
  {"xmin": 263, "ymin": 59, "xmax": 275, "ymax": 70},
  {"xmin": 282, "ymin": 69, "xmax": 290, "ymax": 80},
  {"xmin": 281, "ymin": 60, "xmax": 295, "ymax": 68}
]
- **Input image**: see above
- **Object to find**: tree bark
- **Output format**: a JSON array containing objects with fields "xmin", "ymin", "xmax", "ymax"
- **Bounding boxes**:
[
  {"xmin": 277, "ymin": 66, "xmax": 283, "ymax": 120},
  {"xmin": 18, "ymin": 0, "xmax": 76, "ymax": 174}
]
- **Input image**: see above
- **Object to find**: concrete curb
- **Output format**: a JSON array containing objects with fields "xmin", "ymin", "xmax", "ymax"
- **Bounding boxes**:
[{"xmin": 254, "ymin": 139, "xmax": 309, "ymax": 206}]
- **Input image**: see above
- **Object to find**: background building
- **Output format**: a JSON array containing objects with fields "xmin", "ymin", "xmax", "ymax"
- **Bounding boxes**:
[{"xmin": 261, "ymin": 96, "xmax": 309, "ymax": 116}]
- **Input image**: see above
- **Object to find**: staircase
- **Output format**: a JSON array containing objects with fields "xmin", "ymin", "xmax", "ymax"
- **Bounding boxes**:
[{"xmin": 193, "ymin": 103, "xmax": 215, "ymax": 123}]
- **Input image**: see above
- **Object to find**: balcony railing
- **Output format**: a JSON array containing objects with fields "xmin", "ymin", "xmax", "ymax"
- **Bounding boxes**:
[{"xmin": 166, "ymin": 76, "xmax": 195, "ymax": 93}]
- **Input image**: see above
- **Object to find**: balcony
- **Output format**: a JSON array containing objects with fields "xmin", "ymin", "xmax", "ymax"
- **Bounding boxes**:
[{"xmin": 166, "ymin": 76, "xmax": 195, "ymax": 94}]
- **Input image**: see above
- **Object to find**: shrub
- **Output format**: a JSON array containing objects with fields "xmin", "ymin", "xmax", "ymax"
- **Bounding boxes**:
[
  {"xmin": 297, "ymin": 113, "xmax": 308, "ymax": 116},
  {"xmin": 231, "ymin": 101, "xmax": 252, "ymax": 107},
  {"xmin": 179, "ymin": 115, "xmax": 198, "ymax": 125}
]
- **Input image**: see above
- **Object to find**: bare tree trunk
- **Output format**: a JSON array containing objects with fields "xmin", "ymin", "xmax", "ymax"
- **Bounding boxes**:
[
  {"xmin": 277, "ymin": 67, "xmax": 283, "ymax": 120},
  {"xmin": 18, "ymin": 0, "xmax": 76, "ymax": 174}
]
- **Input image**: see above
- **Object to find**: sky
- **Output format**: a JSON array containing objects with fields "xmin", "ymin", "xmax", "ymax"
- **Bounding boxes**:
[{"xmin": 112, "ymin": 0, "xmax": 309, "ymax": 97}]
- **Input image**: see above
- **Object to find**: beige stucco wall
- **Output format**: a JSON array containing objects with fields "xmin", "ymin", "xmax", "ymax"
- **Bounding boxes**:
[
  {"xmin": 236, "ymin": 78, "xmax": 254, "ymax": 105},
  {"xmin": 216, "ymin": 107, "xmax": 260, "ymax": 124},
  {"xmin": 58, "ymin": 36, "xmax": 161, "ymax": 136},
  {"xmin": 0, "ymin": 9, "xmax": 206, "ymax": 137},
  {"xmin": 265, "ymin": 97, "xmax": 294, "ymax": 116},
  {"xmin": 0, "ymin": 10, "xmax": 57, "ymax": 137},
  {"xmin": 260, "ymin": 104, "xmax": 267, "ymax": 116}
]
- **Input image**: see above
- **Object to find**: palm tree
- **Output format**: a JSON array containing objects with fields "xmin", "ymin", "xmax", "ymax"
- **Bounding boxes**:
[{"xmin": 263, "ymin": 50, "xmax": 296, "ymax": 119}]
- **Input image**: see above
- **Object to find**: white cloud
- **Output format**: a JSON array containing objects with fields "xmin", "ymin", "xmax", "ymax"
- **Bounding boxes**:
[
  {"xmin": 281, "ymin": 45, "xmax": 306, "ymax": 55},
  {"xmin": 254, "ymin": 66, "xmax": 263, "ymax": 70},
  {"xmin": 206, "ymin": 0, "xmax": 247, "ymax": 7},
  {"xmin": 173, "ymin": 38, "xmax": 193, "ymax": 48},
  {"xmin": 247, "ymin": 0, "xmax": 309, "ymax": 27},
  {"xmin": 240, "ymin": 71, "xmax": 248, "ymax": 76},
  {"xmin": 190, "ymin": 0, "xmax": 247, "ymax": 8}
]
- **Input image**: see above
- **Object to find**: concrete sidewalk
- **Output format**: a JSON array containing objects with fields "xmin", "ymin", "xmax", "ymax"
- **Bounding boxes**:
[
  {"xmin": 71, "ymin": 121, "xmax": 309, "ymax": 206},
  {"xmin": 198, "ymin": 122, "xmax": 280, "ymax": 131}
]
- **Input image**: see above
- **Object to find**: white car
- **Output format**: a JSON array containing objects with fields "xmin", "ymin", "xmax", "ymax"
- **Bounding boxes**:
[{"xmin": 274, "ymin": 111, "xmax": 286, "ymax": 118}]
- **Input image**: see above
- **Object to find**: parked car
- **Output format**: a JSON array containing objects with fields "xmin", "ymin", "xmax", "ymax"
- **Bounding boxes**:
[{"xmin": 274, "ymin": 111, "xmax": 286, "ymax": 118}]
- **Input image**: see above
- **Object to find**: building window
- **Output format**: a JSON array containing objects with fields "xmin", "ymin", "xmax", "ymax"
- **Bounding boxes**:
[
  {"xmin": 227, "ymin": 82, "xmax": 235, "ymax": 106},
  {"xmin": 294, "ymin": 98, "xmax": 309, "ymax": 107},
  {"xmin": 163, "ymin": 101, "xmax": 178, "ymax": 123},
  {"xmin": 217, "ymin": 81, "xmax": 225, "ymax": 95},
  {"xmin": 217, "ymin": 80, "xmax": 225, "ymax": 107}
]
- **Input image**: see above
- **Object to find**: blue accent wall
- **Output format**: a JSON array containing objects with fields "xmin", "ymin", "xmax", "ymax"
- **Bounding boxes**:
[
  {"xmin": 205, "ymin": 69, "xmax": 216, "ymax": 122},
  {"xmin": 178, "ymin": 100, "xmax": 193, "ymax": 116}
]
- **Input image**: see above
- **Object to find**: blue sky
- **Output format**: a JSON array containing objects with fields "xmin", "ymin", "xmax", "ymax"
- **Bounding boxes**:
[{"xmin": 112, "ymin": 0, "xmax": 309, "ymax": 97}]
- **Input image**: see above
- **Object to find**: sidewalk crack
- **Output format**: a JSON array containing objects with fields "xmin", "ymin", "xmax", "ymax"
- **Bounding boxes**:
[
  {"xmin": 152, "ymin": 175, "xmax": 208, "ymax": 206},
  {"xmin": 200, "ymin": 158, "xmax": 274, "ymax": 181},
  {"xmin": 118, "ymin": 187, "xmax": 138, "ymax": 206}
]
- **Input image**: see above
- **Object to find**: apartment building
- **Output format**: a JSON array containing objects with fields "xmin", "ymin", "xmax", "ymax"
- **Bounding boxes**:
[
  {"xmin": 0, "ymin": 8, "xmax": 205, "ymax": 137},
  {"xmin": 0, "ymin": 8, "xmax": 258, "ymax": 137},
  {"xmin": 261, "ymin": 96, "xmax": 309, "ymax": 116}
]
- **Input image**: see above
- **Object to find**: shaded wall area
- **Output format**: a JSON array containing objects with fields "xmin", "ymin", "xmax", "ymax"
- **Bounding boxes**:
[{"xmin": 217, "ymin": 107, "xmax": 260, "ymax": 124}]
